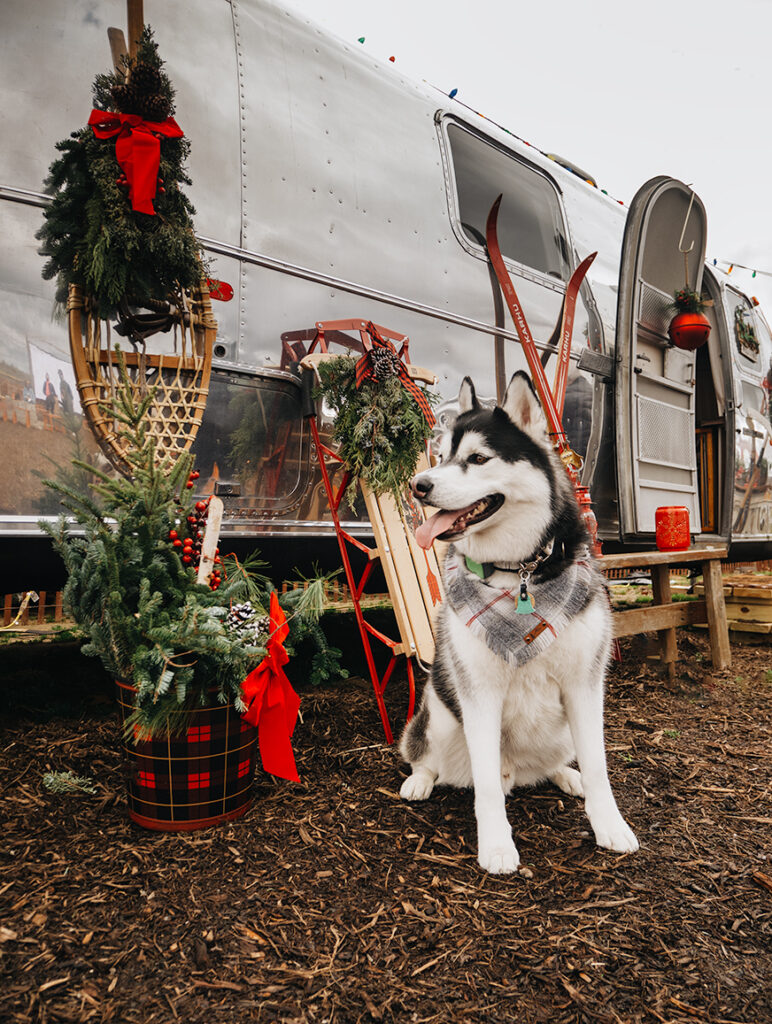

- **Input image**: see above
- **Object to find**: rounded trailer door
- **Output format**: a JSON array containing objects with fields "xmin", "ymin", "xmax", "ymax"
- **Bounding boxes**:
[{"xmin": 615, "ymin": 177, "xmax": 708, "ymax": 540}]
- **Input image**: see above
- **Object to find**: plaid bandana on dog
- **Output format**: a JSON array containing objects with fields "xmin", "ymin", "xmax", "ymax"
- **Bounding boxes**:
[{"xmin": 443, "ymin": 545, "xmax": 597, "ymax": 667}]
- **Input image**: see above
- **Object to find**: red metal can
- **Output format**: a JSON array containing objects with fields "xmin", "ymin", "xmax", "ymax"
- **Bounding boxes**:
[{"xmin": 655, "ymin": 506, "xmax": 690, "ymax": 552}]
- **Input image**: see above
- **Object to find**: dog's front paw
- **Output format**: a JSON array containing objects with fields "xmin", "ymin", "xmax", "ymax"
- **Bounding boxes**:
[
  {"xmin": 549, "ymin": 766, "xmax": 584, "ymax": 798},
  {"xmin": 478, "ymin": 840, "xmax": 520, "ymax": 875},
  {"xmin": 593, "ymin": 816, "xmax": 639, "ymax": 854},
  {"xmin": 399, "ymin": 768, "xmax": 437, "ymax": 802}
]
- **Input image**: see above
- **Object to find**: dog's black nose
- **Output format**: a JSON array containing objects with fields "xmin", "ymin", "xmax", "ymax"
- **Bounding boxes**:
[{"xmin": 411, "ymin": 475, "xmax": 433, "ymax": 499}]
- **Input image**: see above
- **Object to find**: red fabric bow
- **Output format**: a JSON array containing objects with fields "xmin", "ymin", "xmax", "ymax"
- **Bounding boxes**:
[
  {"xmin": 240, "ymin": 591, "xmax": 300, "ymax": 782},
  {"xmin": 88, "ymin": 109, "xmax": 184, "ymax": 215},
  {"xmin": 354, "ymin": 322, "xmax": 436, "ymax": 427}
]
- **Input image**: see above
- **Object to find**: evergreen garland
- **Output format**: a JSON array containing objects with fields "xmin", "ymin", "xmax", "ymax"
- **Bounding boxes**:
[
  {"xmin": 37, "ymin": 27, "xmax": 204, "ymax": 319},
  {"xmin": 315, "ymin": 356, "xmax": 436, "ymax": 506},
  {"xmin": 671, "ymin": 287, "xmax": 706, "ymax": 314},
  {"xmin": 41, "ymin": 355, "xmax": 344, "ymax": 738}
]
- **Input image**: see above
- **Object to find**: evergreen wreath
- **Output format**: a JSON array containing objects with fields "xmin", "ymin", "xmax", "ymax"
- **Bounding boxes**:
[
  {"xmin": 734, "ymin": 305, "xmax": 759, "ymax": 355},
  {"xmin": 37, "ymin": 27, "xmax": 204, "ymax": 320},
  {"xmin": 41, "ymin": 355, "xmax": 344, "ymax": 739},
  {"xmin": 315, "ymin": 355, "xmax": 436, "ymax": 506}
]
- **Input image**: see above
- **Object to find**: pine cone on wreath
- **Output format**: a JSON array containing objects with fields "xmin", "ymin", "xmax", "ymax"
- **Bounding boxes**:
[
  {"xmin": 139, "ymin": 92, "xmax": 172, "ymax": 122},
  {"xmin": 370, "ymin": 347, "xmax": 402, "ymax": 381},
  {"xmin": 110, "ymin": 81, "xmax": 141, "ymax": 112},
  {"xmin": 111, "ymin": 60, "xmax": 170, "ymax": 120},
  {"xmin": 128, "ymin": 60, "xmax": 163, "ymax": 95}
]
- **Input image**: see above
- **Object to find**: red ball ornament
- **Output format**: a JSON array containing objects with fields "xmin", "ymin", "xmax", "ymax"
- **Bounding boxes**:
[
  {"xmin": 168, "ymin": 530, "xmax": 178, "ymax": 540},
  {"xmin": 195, "ymin": 501, "xmax": 207, "ymax": 511},
  {"xmin": 182, "ymin": 554, "xmax": 192, "ymax": 564},
  {"xmin": 186, "ymin": 481, "xmax": 194, "ymax": 489},
  {"xmin": 173, "ymin": 539, "xmax": 183, "ymax": 548},
  {"xmin": 191, "ymin": 471, "xmax": 200, "ymax": 480},
  {"xmin": 668, "ymin": 312, "xmax": 711, "ymax": 351}
]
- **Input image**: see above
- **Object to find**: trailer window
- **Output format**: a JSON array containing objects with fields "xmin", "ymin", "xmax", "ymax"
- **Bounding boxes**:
[
  {"xmin": 190, "ymin": 372, "xmax": 310, "ymax": 517},
  {"xmin": 446, "ymin": 124, "xmax": 570, "ymax": 279}
]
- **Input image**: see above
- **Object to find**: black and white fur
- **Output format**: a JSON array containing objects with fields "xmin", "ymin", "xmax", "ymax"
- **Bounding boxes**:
[{"xmin": 400, "ymin": 372, "xmax": 638, "ymax": 874}]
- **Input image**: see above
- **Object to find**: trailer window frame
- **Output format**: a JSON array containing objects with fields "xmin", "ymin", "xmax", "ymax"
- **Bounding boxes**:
[{"xmin": 437, "ymin": 115, "xmax": 571, "ymax": 288}]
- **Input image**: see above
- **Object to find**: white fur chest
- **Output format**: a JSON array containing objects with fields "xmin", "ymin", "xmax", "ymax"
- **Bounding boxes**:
[{"xmin": 444, "ymin": 598, "xmax": 608, "ymax": 786}]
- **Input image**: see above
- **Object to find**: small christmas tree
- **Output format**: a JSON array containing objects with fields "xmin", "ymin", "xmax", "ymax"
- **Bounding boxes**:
[
  {"xmin": 41, "ymin": 356, "xmax": 264, "ymax": 737},
  {"xmin": 42, "ymin": 356, "xmax": 346, "ymax": 737},
  {"xmin": 37, "ymin": 27, "xmax": 204, "ymax": 319}
]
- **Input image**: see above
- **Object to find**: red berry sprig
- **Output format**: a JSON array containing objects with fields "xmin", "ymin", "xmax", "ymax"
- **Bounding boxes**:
[{"xmin": 169, "ymin": 473, "xmax": 227, "ymax": 591}]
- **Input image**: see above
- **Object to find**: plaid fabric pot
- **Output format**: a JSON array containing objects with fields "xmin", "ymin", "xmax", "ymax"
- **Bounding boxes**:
[{"xmin": 115, "ymin": 681, "xmax": 259, "ymax": 831}]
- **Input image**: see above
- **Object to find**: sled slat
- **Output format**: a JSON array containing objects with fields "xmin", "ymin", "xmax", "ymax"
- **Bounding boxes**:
[
  {"xmin": 361, "ymin": 486, "xmax": 422, "ymax": 661},
  {"xmin": 368, "ymin": 488, "xmax": 437, "ymax": 665}
]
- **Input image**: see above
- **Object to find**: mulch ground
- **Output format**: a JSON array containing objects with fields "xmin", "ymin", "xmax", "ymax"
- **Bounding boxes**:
[{"xmin": 1, "ymin": 631, "xmax": 771, "ymax": 1024}]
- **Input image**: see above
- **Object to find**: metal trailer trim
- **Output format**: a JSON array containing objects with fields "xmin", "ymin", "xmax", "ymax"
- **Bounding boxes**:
[{"xmin": 0, "ymin": 185, "xmax": 596, "ymax": 365}]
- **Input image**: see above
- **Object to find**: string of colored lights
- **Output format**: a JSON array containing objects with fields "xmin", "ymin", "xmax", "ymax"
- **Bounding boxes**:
[
  {"xmin": 711, "ymin": 259, "xmax": 772, "ymax": 279},
  {"xmin": 353, "ymin": 40, "xmax": 771, "ymax": 267}
]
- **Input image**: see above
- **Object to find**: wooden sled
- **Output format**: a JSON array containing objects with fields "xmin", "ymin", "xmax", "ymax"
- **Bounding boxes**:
[{"xmin": 296, "ymin": 319, "xmax": 441, "ymax": 743}]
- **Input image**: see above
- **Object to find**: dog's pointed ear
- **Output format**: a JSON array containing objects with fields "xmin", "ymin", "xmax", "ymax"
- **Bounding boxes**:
[
  {"xmin": 458, "ymin": 376, "xmax": 479, "ymax": 414},
  {"xmin": 501, "ymin": 372, "xmax": 546, "ymax": 436}
]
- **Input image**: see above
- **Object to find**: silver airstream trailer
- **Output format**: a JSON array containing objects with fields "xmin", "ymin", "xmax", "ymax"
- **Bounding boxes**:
[{"xmin": 1, "ymin": 0, "xmax": 771, "ymax": 589}]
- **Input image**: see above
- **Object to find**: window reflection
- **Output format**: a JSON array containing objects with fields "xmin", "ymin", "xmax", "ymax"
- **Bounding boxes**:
[
  {"xmin": 447, "ymin": 123, "xmax": 570, "ymax": 280},
  {"xmin": 190, "ymin": 374, "xmax": 309, "ymax": 514}
]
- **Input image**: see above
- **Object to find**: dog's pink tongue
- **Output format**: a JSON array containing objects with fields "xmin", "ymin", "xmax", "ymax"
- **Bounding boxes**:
[{"xmin": 414, "ymin": 509, "xmax": 461, "ymax": 550}]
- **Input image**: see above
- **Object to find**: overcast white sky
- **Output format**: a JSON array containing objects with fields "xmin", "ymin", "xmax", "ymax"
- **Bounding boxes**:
[{"xmin": 286, "ymin": 0, "xmax": 772, "ymax": 313}]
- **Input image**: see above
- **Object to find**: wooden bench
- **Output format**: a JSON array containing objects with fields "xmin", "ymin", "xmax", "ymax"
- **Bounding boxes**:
[{"xmin": 599, "ymin": 546, "xmax": 731, "ymax": 676}]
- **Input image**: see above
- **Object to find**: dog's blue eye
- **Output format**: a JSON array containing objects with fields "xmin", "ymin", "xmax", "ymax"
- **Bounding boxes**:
[{"xmin": 468, "ymin": 453, "xmax": 491, "ymax": 465}]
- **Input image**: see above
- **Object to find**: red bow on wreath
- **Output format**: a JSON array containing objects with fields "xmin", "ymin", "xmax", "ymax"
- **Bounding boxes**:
[
  {"xmin": 240, "ymin": 591, "xmax": 301, "ymax": 782},
  {"xmin": 88, "ymin": 109, "xmax": 184, "ymax": 215},
  {"xmin": 355, "ymin": 322, "xmax": 436, "ymax": 427}
]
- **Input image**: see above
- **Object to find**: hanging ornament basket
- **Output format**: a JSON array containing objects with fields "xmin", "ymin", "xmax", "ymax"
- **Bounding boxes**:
[
  {"xmin": 68, "ymin": 281, "xmax": 215, "ymax": 474},
  {"xmin": 668, "ymin": 310, "xmax": 711, "ymax": 351},
  {"xmin": 667, "ymin": 287, "xmax": 711, "ymax": 352},
  {"xmin": 669, "ymin": 194, "xmax": 711, "ymax": 352}
]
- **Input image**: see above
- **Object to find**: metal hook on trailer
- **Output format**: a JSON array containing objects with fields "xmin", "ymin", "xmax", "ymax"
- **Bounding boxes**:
[
  {"xmin": 678, "ymin": 186, "xmax": 696, "ymax": 254},
  {"xmin": 678, "ymin": 186, "xmax": 696, "ymax": 286}
]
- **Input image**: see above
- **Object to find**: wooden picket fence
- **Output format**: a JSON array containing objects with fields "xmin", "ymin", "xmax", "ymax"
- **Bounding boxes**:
[
  {"xmin": 1, "ymin": 580, "xmax": 389, "ymax": 631},
  {"xmin": 2, "ymin": 591, "xmax": 65, "ymax": 628},
  {"xmin": 280, "ymin": 579, "xmax": 390, "ymax": 608},
  {"xmin": 3, "ymin": 560, "xmax": 769, "ymax": 631}
]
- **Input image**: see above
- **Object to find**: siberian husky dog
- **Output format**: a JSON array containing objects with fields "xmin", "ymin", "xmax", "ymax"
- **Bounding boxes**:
[{"xmin": 400, "ymin": 372, "xmax": 638, "ymax": 874}]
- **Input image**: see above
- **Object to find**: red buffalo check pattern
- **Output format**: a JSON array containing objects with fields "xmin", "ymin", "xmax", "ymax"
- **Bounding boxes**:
[
  {"xmin": 116, "ymin": 682, "xmax": 260, "ymax": 829},
  {"xmin": 187, "ymin": 724, "xmax": 212, "ymax": 743}
]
